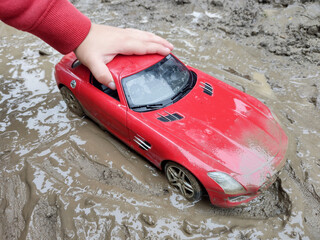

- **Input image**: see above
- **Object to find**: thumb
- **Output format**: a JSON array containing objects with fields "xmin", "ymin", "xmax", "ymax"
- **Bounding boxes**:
[{"xmin": 88, "ymin": 60, "xmax": 116, "ymax": 90}]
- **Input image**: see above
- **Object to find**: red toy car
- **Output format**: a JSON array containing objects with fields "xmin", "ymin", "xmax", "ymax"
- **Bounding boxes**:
[{"xmin": 55, "ymin": 53, "xmax": 288, "ymax": 208}]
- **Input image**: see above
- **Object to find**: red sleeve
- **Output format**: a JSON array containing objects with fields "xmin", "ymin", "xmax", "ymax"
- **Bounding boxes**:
[{"xmin": 0, "ymin": 0, "xmax": 91, "ymax": 54}]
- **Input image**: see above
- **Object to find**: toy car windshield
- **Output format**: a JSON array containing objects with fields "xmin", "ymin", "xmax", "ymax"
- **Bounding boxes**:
[{"xmin": 122, "ymin": 54, "xmax": 195, "ymax": 112}]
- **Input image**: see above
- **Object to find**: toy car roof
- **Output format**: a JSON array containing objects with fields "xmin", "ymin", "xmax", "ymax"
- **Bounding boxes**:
[{"xmin": 107, "ymin": 54, "xmax": 166, "ymax": 80}]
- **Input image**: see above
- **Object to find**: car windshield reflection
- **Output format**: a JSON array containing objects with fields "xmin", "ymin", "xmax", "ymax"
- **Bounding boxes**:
[{"xmin": 122, "ymin": 54, "xmax": 193, "ymax": 112}]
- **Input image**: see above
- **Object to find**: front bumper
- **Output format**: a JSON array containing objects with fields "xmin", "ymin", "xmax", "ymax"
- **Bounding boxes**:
[
  {"xmin": 206, "ymin": 167, "xmax": 282, "ymax": 208},
  {"xmin": 207, "ymin": 189, "xmax": 259, "ymax": 208}
]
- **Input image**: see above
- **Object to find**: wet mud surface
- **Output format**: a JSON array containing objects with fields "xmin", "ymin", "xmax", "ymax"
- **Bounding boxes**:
[{"xmin": 1, "ymin": 0, "xmax": 320, "ymax": 239}]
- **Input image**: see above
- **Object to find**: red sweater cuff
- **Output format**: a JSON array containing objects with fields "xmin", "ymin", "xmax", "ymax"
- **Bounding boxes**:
[{"xmin": 29, "ymin": 0, "xmax": 91, "ymax": 54}]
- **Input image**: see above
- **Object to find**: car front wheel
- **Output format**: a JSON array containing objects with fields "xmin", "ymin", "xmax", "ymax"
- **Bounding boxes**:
[
  {"xmin": 165, "ymin": 162, "xmax": 203, "ymax": 202},
  {"xmin": 60, "ymin": 86, "xmax": 85, "ymax": 117}
]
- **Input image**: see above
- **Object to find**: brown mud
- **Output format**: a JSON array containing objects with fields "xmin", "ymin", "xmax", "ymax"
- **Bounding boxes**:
[{"xmin": 1, "ymin": 0, "xmax": 320, "ymax": 239}]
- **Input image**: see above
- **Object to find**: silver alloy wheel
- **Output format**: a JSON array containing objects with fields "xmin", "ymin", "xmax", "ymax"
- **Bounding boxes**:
[
  {"xmin": 165, "ymin": 162, "xmax": 202, "ymax": 201},
  {"xmin": 60, "ymin": 86, "xmax": 84, "ymax": 117}
]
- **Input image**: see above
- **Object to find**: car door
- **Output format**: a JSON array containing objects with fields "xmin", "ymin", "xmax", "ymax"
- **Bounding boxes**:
[
  {"xmin": 77, "ymin": 77, "xmax": 129, "ymax": 142},
  {"xmin": 126, "ymin": 111, "xmax": 164, "ymax": 167}
]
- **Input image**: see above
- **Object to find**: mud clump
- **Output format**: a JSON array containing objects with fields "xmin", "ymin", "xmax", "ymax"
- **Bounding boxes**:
[
  {"xmin": 140, "ymin": 213, "xmax": 156, "ymax": 226},
  {"xmin": 206, "ymin": 0, "xmax": 320, "ymax": 64},
  {"xmin": 210, "ymin": 0, "xmax": 224, "ymax": 7},
  {"xmin": 174, "ymin": 0, "xmax": 191, "ymax": 5},
  {"xmin": 182, "ymin": 219, "xmax": 200, "ymax": 235},
  {"xmin": 227, "ymin": 0, "xmax": 260, "ymax": 27},
  {"xmin": 257, "ymin": 0, "xmax": 295, "ymax": 7},
  {"xmin": 26, "ymin": 199, "xmax": 58, "ymax": 239}
]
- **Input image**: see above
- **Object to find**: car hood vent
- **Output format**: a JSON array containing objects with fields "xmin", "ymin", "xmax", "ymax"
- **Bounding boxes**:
[
  {"xmin": 157, "ymin": 111, "xmax": 184, "ymax": 122},
  {"xmin": 200, "ymin": 82, "xmax": 213, "ymax": 96}
]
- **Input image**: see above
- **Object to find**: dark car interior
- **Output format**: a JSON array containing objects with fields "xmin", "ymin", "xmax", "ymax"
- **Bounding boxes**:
[
  {"xmin": 89, "ymin": 74, "xmax": 120, "ymax": 101},
  {"xmin": 71, "ymin": 58, "xmax": 120, "ymax": 101}
]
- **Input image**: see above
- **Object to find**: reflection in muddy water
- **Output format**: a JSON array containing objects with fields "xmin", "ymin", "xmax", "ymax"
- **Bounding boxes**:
[{"xmin": 1, "ymin": 0, "xmax": 320, "ymax": 239}]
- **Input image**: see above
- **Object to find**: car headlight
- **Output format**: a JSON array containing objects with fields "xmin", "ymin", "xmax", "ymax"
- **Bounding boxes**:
[{"xmin": 207, "ymin": 172, "xmax": 246, "ymax": 195}]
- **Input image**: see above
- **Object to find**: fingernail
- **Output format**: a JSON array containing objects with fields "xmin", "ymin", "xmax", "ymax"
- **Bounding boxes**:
[
  {"xmin": 169, "ymin": 43, "xmax": 174, "ymax": 49},
  {"xmin": 108, "ymin": 81, "xmax": 116, "ymax": 90}
]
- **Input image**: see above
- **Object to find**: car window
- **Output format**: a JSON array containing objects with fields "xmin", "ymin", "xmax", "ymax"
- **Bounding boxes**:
[
  {"xmin": 72, "ymin": 59, "xmax": 81, "ymax": 68},
  {"xmin": 90, "ymin": 74, "xmax": 120, "ymax": 101},
  {"xmin": 122, "ymin": 54, "xmax": 193, "ymax": 111}
]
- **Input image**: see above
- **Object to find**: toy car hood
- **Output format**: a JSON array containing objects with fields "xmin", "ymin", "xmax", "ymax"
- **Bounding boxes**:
[{"xmin": 139, "ymin": 70, "xmax": 287, "ymax": 176}]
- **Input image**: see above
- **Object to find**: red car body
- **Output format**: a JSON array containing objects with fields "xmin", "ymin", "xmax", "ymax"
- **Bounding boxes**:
[{"xmin": 55, "ymin": 52, "xmax": 288, "ymax": 208}]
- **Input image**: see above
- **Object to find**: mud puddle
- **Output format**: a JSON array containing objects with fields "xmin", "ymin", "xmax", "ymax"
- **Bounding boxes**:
[{"xmin": 1, "ymin": 0, "xmax": 320, "ymax": 239}]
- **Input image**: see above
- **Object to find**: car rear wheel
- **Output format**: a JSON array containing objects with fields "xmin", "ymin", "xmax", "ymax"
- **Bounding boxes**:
[
  {"xmin": 165, "ymin": 162, "xmax": 202, "ymax": 202},
  {"xmin": 60, "ymin": 86, "xmax": 85, "ymax": 117}
]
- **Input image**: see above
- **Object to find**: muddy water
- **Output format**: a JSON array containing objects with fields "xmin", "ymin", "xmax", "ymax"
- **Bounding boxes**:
[{"xmin": 1, "ymin": 0, "xmax": 320, "ymax": 239}]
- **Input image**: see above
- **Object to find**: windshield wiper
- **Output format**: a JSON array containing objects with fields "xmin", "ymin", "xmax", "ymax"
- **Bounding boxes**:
[
  {"xmin": 131, "ymin": 103, "xmax": 164, "ymax": 110},
  {"xmin": 171, "ymin": 83, "xmax": 193, "ymax": 102},
  {"xmin": 171, "ymin": 72, "xmax": 195, "ymax": 103}
]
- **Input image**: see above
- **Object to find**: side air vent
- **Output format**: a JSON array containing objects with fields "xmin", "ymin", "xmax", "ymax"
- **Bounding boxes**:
[
  {"xmin": 200, "ymin": 82, "xmax": 213, "ymax": 96},
  {"xmin": 157, "ymin": 111, "xmax": 184, "ymax": 122},
  {"xmin": 133, "ymin": 135, "xmax": 151, "ymax": 151}
]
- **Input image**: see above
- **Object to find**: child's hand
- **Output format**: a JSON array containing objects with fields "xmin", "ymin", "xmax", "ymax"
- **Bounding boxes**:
[{"xmin": 74, "ymin": 24, "xmax": 174, "ymax": 90}]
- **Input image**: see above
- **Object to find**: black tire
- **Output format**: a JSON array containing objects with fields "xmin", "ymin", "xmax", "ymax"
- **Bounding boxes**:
[
  {"xmin": 165, "ymin": 162, "xmax": 203, "ymax": 202},
  {"xmin": 60, "ymin": 86, "xmax": 85, "ymax": 117}
]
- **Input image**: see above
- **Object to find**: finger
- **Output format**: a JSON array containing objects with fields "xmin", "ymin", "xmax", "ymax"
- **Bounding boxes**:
[
  {"xmin": 145, "ymin": 32, "xmax": 174, "ymax": 50},
  {"xmin": 146, "ymin": 44, "xmax": 171, "ymax": 55},
  {"xmin": 87, "ymin": 60, "xmax": 116, "ymax": 90}
]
